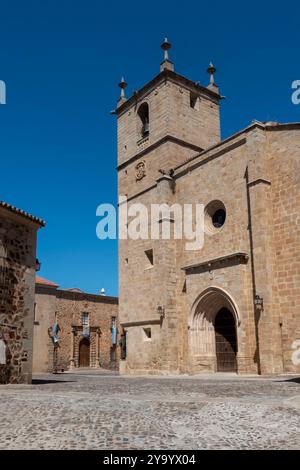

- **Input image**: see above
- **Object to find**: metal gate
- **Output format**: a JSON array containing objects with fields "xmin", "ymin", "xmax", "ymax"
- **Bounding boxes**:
[{"xmin": 215, "ymin": 308, "xmax": 237, "ymax": 372}]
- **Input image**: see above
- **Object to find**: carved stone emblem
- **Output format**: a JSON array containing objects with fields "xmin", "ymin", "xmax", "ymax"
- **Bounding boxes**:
[
  {"xmin": 21, "ymin": 351, "xmax": 28, "ymax": 362},
  {"xmin": 135, "ymin": 161, "xmax": 146, "ymax": 181},
  {"xmin": 22, "ymin": 329, "xmax": 29, "ymax": 339}
]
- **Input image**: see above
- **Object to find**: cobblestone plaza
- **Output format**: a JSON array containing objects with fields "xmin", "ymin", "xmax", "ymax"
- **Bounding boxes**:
[{"xmin": 0, "ymin": 370, "xmax": 299, "ymax": 450}]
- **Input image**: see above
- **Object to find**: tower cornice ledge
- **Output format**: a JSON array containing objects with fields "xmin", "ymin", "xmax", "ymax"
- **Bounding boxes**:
[
  {"xmin": 115, "ymin": 69, "xmax": 222, "ymax": 116},
  {"xmin": 117, "ymin": 135, "xmax": 204, "ymax": 170},
  {"xmin": 182, "ymin": 252, "xmax": 249, "ymax": 273}
]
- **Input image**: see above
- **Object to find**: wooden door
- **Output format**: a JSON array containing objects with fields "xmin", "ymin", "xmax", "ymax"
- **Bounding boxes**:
[
  {"xmin": 215, "ymin": 308, "xmax": 237, "ymax": 372},
  {"xmin": 79, "ymin": 338, "xmax": 90, "ymax": 367}
]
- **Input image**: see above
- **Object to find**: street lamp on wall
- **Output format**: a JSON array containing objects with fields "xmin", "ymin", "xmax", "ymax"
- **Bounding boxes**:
[
  {"xmin": 35, "ymin": 258, "xmax": 41, "ymax": 272},
  {"xmin": 157, "ymin": 304, "xmax": 165, "ymax": 320},
  {"xmin": 254, "ymin": 294, "xmax": 264, "ymax": 309}
]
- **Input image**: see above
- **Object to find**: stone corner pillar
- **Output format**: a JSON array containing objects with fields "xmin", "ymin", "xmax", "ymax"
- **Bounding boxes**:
[
  {"xmin": 69, "ymin": 326, "xmax": 76, "ymax": 370},
  {"xmin": 246, "ymin": 127, "xmax": 283, "ymax": 375},
  {"xmin": 95, "ymin": 328, "xmax": 101, "ymax": 368}
]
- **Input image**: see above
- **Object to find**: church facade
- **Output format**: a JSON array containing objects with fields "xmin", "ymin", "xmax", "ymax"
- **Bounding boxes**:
[
  {"xmin": 116, "ymin": 40, "xmax": 300, "ymax": 375},
  {"xmin": 33, "ymin": 276, "xmax": 119, "ymax": 373}
]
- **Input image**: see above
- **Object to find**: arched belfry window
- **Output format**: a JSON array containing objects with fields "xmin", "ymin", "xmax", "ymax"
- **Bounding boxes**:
[{"xmin": 137, "ymin": 102, "xmax": 149, "ymax": 138}]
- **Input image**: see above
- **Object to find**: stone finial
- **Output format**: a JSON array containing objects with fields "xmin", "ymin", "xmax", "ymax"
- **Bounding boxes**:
[
  {"xmin": 160, "ymin": 37, "xmax": 174, "ymax": 72},
  {"xmin": 207, "ymin": 62, "xmax": 218, "ymax": 91},
  {"xmin": 118, "ymin": 77, "xmax": 127, "ymax": 106},
  {"xmin": 161, "ymin": 38, "xmax": 171, "ymax": 61}
]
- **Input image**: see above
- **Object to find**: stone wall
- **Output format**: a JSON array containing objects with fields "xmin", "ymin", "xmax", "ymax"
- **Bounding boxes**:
[
  {"xmin": 268, "ymin": 127, "xmax": 300, "ymax": 373},
  {"xmin": 0, "ymin": 207, "xmax": 41, "ymax": 384},
  {"xmin": 174, "ymin": 131, "xmax": 256, "ymax": 375},
  {"xmin": 32, "ymin": 284, "xmax": 57, "ymax": 373}
]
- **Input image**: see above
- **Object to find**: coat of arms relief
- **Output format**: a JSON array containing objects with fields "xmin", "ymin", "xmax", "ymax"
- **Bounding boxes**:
[{"xmin": 135, "ymin": 161, "xmax": 146, "ymax": 181}]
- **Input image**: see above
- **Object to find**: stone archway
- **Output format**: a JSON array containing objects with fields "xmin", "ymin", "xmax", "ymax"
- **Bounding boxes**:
[{"xmin": 188, "ymin": 287, "xmax": 240, "ymax": 373}]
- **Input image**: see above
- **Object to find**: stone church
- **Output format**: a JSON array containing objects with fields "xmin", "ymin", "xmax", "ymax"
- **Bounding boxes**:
[{"xmin": 116, "ymin": 40, "xmax": 300, "ymax": 376}]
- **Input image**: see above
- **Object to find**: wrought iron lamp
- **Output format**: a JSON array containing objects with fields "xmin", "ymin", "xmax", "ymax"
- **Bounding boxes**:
[
  {"xmin": 254, "ymin": 294, "xmax": 264, "ymax": 309},
  {"xmin": 35, "ymin": 258, "xmax": 41, "ymax": 272},
  {"xmin": 157, "ymin": 304, "xmax": 165, "ymax": 320}
]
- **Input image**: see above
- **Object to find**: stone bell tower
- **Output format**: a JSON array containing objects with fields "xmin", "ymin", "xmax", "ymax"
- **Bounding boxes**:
[
  {"xmin": 116, "ymin": 39, "xmax": 221, "ymax": 177},
  {"xmin": 115, "ymin": 40, "xmax": 222, "ymax": 375}
]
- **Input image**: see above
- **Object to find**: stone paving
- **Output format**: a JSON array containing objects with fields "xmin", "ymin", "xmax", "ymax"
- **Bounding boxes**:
[{"xmin": 0, "ymin": 370, "xmax": 300, "ymax": 450}]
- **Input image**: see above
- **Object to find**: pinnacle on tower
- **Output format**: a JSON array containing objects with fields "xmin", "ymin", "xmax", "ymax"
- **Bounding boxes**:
[
  {"xmin": 207, "ymin": 62, "xmax": 218, "ymax": 91},
  {"xmin": 160, "ymin": 37, "xmax": 174, "ymax": 72},
  {"xmin": 117, "ymin": 76, "xmax": 127, "ymax": 106}
]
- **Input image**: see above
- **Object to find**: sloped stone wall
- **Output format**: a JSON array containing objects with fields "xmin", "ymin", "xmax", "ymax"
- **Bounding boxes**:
[{"xmin": 0, "ymin": 210, "xmax": 37, "ymax": 384}]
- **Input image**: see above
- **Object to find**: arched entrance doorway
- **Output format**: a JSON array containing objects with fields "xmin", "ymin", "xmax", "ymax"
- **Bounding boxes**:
[
  {"xmin": 214, "ymin": 308, "xmax": 237, "ymax": 372},
  {"xmin": 189, "ymin": 287, "xmax": 239, "ymax": 373},
  {"xmin": 79, "ymin": 338, "xmax": 90, "ymax": 367}
]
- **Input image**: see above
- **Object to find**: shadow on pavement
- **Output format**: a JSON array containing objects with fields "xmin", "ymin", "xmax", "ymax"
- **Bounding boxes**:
[
  {"xmin": 32, "ymin": 379, "xmax": 75, "ymax": 385},
  {"xmin": 277, "ymin": 377, "xmax": 300, "ymax": 384}
]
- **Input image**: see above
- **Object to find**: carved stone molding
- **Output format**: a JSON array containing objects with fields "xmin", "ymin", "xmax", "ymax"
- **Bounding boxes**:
[{"xmin": 182, "ymin": 252, "xmax": 249, "ymax": 274}]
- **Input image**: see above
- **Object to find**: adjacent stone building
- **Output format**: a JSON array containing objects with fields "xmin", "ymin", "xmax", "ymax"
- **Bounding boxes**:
[
  {"xmin": 116, "ymin": 40, "xmax": 300, "ymax": 375},
  {"xmin": 33, "ymin": 277, "xmax": 119, "ymax": 372},
  {"xmin": 0, "ymin": 201, "xmax": 44, "ymax": 384}
]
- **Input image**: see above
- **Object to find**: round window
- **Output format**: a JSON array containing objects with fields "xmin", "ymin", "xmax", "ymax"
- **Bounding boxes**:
[
  {"xmin": 205, "ymin": 200, "xmax": 226, "ymax": 234},
  {"xmin": 212, "ymin": 208, "xmax": 226, "ymax": 228}
]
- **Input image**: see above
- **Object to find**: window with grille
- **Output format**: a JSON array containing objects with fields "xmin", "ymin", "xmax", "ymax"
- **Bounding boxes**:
[{"xmin": 81, "ymin": 312, "xmax": 89, "ymax": 326}]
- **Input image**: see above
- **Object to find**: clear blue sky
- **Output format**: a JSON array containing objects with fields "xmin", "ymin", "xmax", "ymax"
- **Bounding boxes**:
[{"xmin": 0, "ymin": 1, "xmax": 299, "ymax": 296}]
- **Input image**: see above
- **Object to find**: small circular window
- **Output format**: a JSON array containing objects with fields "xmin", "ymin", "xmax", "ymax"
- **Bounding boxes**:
[
  {"xmin": 205, "ymin": 200, "xmax": 226, "ymax": 234},
  {"xmin": 212, "ymin": 208, "xmax": 226, "ymax": 228}
]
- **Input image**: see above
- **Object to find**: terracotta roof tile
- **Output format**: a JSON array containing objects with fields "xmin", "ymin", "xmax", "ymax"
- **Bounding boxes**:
[
  {"xmin": 0, "ymin": 201, "xmax": 45, "ymax": 226},
  {"xmin": 36, "ymin": 276, "xmax": 59, "ymax": 288}
]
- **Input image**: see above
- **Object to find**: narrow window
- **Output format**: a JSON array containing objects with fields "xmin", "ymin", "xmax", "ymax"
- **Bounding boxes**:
[
  {"xmin": 137, "ymin": 102, "xmax": 149, "ymax": 137},
  {"xmin": 143, "ymin": 327, "xmax": 152, "ymax": 341},
  {"xmin": 81, "ymin": 312, "xmax": 89, "ymax": 327},
  {"xmin": 190, "ymin": 92, "xmax": 198, "ymax": 109},
  {"xmin": 145, "ymin": 249, "xmax": 154, "ymax": 266}
]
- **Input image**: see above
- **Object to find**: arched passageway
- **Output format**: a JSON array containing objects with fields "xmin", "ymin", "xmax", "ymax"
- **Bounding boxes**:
[{"xmin": 189, "ymin": 287, "xmax": 239, "ymax": 373}]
